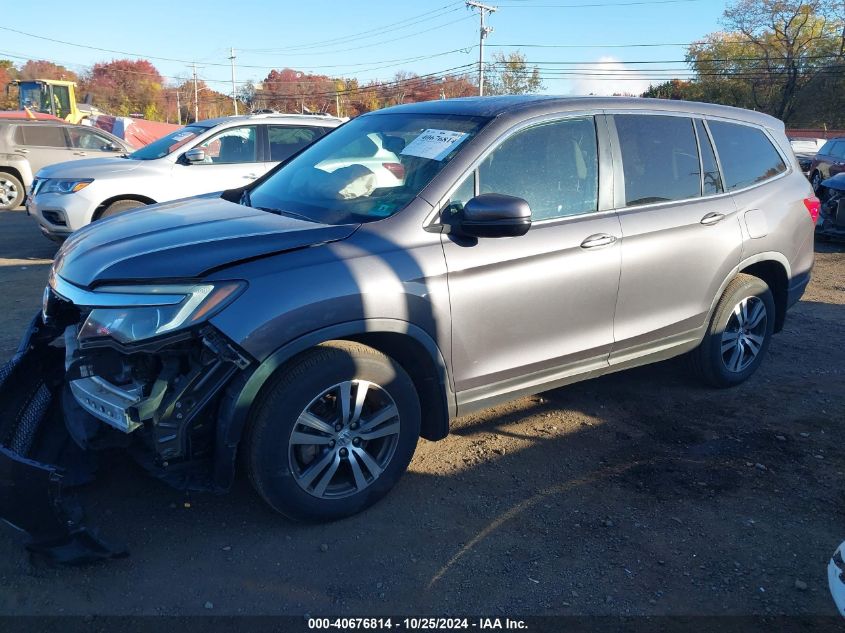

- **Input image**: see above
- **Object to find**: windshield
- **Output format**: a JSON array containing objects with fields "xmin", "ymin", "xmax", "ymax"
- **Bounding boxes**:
[
  {"xmin": 247, "ymin": 113, "xmax": 489, "ymax": 224},
  {"xmin": 128, "ymin": 125, "xmax": 209, "ymax": 160},
  {"xmin": 18, "ymin": 82, "xmax": 48, "ymax": 113}
]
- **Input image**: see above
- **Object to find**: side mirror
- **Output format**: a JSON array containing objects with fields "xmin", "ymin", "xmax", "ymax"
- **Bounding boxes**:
[
  {"xmin": 459, "ymin": 193, "xmax": 531, "ymax": 238},
  {"xmin": 184, "ymin": 148, "xmax": 206, "ymax": 163}
]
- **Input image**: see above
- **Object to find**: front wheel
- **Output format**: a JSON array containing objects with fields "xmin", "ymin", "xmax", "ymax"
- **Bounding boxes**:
[
  {"xmin": 99, "ymin": 199, "xmax": 145, "ymax": 219},
  {"xmin": 0, "ymin": 172, "xmax": 24, "ymax": 210},
  {"xmin": 245, "ymin": 341, "xmax": 421, "ymax": 522},
  {"xmin": 690, "ymin": 273, "xmax": 775, "ymax": 387}
]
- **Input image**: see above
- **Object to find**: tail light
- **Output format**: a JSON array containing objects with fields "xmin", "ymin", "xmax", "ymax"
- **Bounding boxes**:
[
  {"xmin": 803, "ymin": 196, "xmax": 820, "ymax": 224},
  {"xmin": 382, "ymin": 162, "xmax": 405, "ymax": 180}
]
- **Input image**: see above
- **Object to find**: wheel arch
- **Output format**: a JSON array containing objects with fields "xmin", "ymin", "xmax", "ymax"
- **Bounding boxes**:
[
  {"xmin": 0, "ymin": 165, "xmax": 25, "ymax": 184},
  {"xmin": 212, "ymin": 320, "xmax": 456, "ymax": 490},
  {"xmin": 737, "ymin": 258, "xmax": 790, "ymax": 333},
  {"xmin": 708, "ymin": 252, "xmax": 791, "ymax": 335},
  {"xmin": 93, "ymin": 194, "xmax": 157, "ymax": 220}
]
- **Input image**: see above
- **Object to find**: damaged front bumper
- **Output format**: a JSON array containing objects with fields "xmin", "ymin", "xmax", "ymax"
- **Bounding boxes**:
[
  {"xmin": 1, "ymin": 294, "xmax": 252, "ymax": 563},
  {"xmin": 0, "ymin": 313, "xmax": 127, "ymax": 563}
]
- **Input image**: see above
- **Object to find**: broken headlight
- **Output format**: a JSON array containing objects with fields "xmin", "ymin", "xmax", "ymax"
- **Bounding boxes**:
[{"xmin": 78, "ymin": 282, "xmax": 244, "ymax": 344}]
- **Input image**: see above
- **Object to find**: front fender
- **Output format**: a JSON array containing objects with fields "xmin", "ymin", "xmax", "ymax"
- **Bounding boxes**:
[{"xmin": 212, "ymin": 319, "xmax": 455, "ymax": 490}]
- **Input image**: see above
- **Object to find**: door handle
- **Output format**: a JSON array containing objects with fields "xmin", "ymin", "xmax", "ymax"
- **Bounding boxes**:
[
  {"xmin": 245, "ymin": 173, "xmax": 258, "ymax": 179},
  {"xmin": 14, "ymin": 148, "xmax": 28, "ymax": 154},
  {"xmin": 580, "ymin": 233, "xmax": 617, "ymax": 249},
  {"xmin": 700, "ymin": 212, "xmax": 725, "ymax": 226},
  {"xmin": 73, "ymin": 151, "xmax": 87, "ymax": 156}
]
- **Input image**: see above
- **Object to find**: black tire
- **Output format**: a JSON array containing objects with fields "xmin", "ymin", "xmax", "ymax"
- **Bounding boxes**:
[
  {"xmin": 99, "ymin": 199, "xmax": 146, "ymax": 219},
  {"xmin": 0, "ymin": 171, "xmax": 24, "ymax": 210},
  {"xmin": 245, "ymin": 341, "xmax": 421, "ymax": 522},
  {"xmin": 690, "ymin": 273, "xmax": 776, "ymax": 388}
]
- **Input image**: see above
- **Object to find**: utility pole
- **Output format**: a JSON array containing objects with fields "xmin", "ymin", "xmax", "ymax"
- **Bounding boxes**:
[
  {"xmin": 466, "ymin": 1, "xmax": 497, "ymax": 96},
  {"xmin": 229, "ymin": 47, "xmax": 239, "ymax": 115},
  {"xmin": 192, "ymin": 62, "xmax": 199, "ymax": 122},
  {"xmin": 175, "ymin": 89, "xmax": 181, "ymax": 126}
]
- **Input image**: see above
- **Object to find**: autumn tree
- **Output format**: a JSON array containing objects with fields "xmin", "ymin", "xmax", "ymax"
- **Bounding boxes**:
[
  {"xmin": 484, "ymin": 51, "xmax": 543, "ymax": 95},
  {"xmin": 643, "ymin": 0, "xmax": 845, "ymax": 127},
  {"xmin": 17, "ymin": 60, "xmax": 78, "ymax": 82},
  {"xmin": 0, "ymin": 60, "xmax": 17, "ymax": 110},
  {"xmin": 80, "ymin": 59, "xmax": 165, "ymax": 119},
  {"xmin": 258, "ymin": 68, "xmax": 337, "ymax": 114}
]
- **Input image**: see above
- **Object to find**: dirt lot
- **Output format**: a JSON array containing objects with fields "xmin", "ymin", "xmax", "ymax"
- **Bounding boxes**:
[{"xmin": 0, "ymin": 208, "xmax": 843, "ymax": 619}]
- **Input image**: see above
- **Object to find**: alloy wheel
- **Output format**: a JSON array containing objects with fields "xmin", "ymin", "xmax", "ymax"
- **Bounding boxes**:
[
  {"xmin": 720, "ymin": 296, "xmax": 768, "ymax": 373},
  {"xmin": 0, "ymin": 178, "xmax": 18, "ymax": 207},
  {"xmin": 288, "ymin": 380, "xmax": 401, "ymax": 499}
]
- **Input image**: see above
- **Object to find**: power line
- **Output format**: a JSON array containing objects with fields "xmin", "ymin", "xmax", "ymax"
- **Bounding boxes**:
[
  {"xmin": 241, "ymin": 2, "xmax": 464, "ymax": 52},
  {"xmin": 498, "ymin": 0, "xmax": 706, "ymax": 6}
]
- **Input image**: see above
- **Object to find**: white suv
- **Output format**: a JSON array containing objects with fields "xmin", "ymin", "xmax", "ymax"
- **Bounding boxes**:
[{"xmin": 27, "ymin": 113, "xmax": 344, "ymax": 240}]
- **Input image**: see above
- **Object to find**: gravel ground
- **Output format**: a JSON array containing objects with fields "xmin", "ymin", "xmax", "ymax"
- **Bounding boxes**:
[{"xmin": 0, "ymin": 208, "xmax": 843, "ymax": 618}]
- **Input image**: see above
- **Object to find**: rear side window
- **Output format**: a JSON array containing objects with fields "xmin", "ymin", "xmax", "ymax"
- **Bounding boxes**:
[
  {"xmin": 615, "ymin": 115, "xmax": 700, "ymax": 207},
  {"xmin": 18, "ymin": 125, "xmax": 68, "ymax": 148},
  {"xmin": 695, "ymin": 119, "xmax": 723, "ymax": 195},
  {"xmin": 707, "ymin": 121, "xmax": 786, "ymax": 191},
  {"xmin": 268, "ymin": 126, "xmax": 325, "ymax": 162}
]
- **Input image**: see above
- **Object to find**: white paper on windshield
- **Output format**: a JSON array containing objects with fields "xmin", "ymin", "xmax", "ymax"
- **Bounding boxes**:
[{"xmin": 400, "ymin": 129, "xmax": 469, "ymax": 161}]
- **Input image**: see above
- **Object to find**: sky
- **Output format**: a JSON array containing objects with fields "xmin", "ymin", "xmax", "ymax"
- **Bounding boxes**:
[{"xmin": 0, "ymin": 0, "xmax": 729, "ymax": 97}]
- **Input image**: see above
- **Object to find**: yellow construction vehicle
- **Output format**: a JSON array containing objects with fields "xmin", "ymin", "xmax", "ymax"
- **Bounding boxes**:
[{"xmin": 9, "ymin": 79, "xmax": 96, "ymax": 124}]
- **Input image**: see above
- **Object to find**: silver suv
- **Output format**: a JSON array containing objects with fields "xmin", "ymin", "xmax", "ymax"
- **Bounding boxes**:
[
  {"xmin": 27, "ymin": 113, "xmax": 344, "ymax": 240},
  {"xmin": 0, "ymin": 97, "xmax": 816, "ymax": 561},
  {"xmin": 0, "ymin": 120, "xmax": 131, "ymax": 210}
]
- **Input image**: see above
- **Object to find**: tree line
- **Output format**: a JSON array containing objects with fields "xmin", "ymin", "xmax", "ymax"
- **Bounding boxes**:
[
  {"xmin": 641, "ymin": 0, "xmax": 845, "ymax": 128},
  {"xmin": 0, "ymin": 52, "xmax": 543, "ymax": 123}
]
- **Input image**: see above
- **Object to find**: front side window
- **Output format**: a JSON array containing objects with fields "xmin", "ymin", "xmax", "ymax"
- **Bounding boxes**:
[
  {"xmin": 819, "ymin": 140, "xmax": 838, "ymax": 157},
  {"xmin": 195, "ymin": 126, "xmax": 258, "ymax": 164},
  {"xmin": 831, "ymin": 141, "xmax": 845, "ymax": 159},
  {"xmin": 708, "ymin": 121, "xmax": 787, "ymax": 191},
  {"xmin": 477, "ymin": 117, "xmax": 598, "ymax": 221},
  {"xmin": 269, "ymin": 126, "xmax": 326, "ymax": 162},
  {"xmin": 68, "ymin": 128, "xmax": 117, "ymax": 151},
  {"xmin": 247, "ymin": 113, "xmax": 489, "ymax": 225},
  {"xmin": 615, "ymin": 114, "xmax": 700, "ymax": 207}
]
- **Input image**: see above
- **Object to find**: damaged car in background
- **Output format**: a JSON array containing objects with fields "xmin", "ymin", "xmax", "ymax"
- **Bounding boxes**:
[
  {"xmin": 0, "ymin": 97, "xmax": 816, "ymax": 563},
  {"xmin": 815, "ymin": 172, "xmax": 845, "ymax": 241}
]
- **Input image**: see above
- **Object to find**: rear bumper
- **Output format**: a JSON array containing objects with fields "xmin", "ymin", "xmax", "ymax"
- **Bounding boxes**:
[
  {"xmin": 0, "ymin": 313, "xmax": 126, "ymax": 563},
  {"xmin": 786, "ymin": 270, "xmax": 811, "ymax": 310}
]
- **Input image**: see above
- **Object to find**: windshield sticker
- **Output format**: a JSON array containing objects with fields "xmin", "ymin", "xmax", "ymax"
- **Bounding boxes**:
[
  {"xmin": 400, "ymin": 129, "xmax": 469, "ymax": 161},
  {"xmin": 171, "ymin": 131, "xmax": 194, "ymax": 141}
]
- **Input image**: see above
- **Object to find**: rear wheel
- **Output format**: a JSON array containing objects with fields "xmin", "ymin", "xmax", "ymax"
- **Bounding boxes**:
[
  {"xmin": 690, "ymin": 273, "xmax": 775, "ymax": 387},
  {"xmin": 0, "ymin": 172, "xmax": 24, "ymax": 210},
  {"xmin": 99, "ymin": 199, "xmax": 146, "ymax": 219},
  {"xmin": 245, "ymin": 341, "xmax": 421, "ymax": 522}
]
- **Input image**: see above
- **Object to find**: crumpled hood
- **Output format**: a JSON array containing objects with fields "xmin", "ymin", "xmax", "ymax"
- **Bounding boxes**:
[
  {"xmin": 36, "ymin": 156, "xmax": 148, "ymax": 179},
  {"xmin": 54, "ymin": 196, "xmax": 359, "ymax": 287}
]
